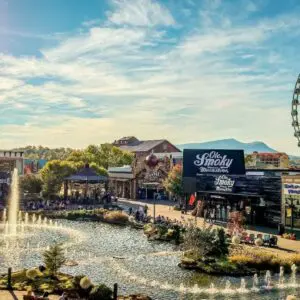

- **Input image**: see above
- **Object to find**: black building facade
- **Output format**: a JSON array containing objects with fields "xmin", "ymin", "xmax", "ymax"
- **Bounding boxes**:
[
  {"xmin": 182, "ymin": 149, "xmax": 286, "ymax": 228},
  {"xmin": 194, "ymin": 173, "xmax": 282, "ymax": 227}
]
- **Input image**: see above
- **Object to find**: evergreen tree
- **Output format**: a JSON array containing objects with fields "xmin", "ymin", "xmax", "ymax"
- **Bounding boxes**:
[{"xmin": 42, "ymin": 243, "xmax": 66, "ymax": 276}]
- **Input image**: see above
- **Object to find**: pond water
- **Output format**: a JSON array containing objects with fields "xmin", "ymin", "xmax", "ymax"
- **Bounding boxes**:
[{"xmin": 0, "ymin": 220, "xmax": 299, "ymax": 300}]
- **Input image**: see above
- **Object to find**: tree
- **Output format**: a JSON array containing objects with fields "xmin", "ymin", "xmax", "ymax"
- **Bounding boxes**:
[
  {"xmin": 40, "ymin": 160, "xmax": 76, "ymax": 196},
  {"xmin": 96, "ymin": 143, "xmax": 133, "ymax": 169},
  {"xmin": 20, "ymin": 174, "xmax": 43, "ymax": 193},
  {"xmin": 66, "ymin": 144, "xmax": 133, "ymax": 169},
  {"xmin": 163, "ymin": 164, "xmax": 183, "ymax": 199},
  {"xmin": 183, "ymin": 224, "xmax": 228, "ymax": 259},
  {"xmin": 13, "ymin": 146, "xmax": 73, "ymax": 160},
  {"xmin": 42, "ymin": 243, "xmax": 66, "ymax": 276},
  {"xmin": 245, "ymin": 154, "xmax": 254, "ymax": 167},
  {"xmin": 89, "ymin": 162, "xmax": 108, "ymax": 176}
]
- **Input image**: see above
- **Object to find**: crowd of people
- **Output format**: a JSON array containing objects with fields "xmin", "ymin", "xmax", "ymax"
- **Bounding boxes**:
[{"xmin": 24, "ymin": 191, "xmax": 118, "ymax": 211}]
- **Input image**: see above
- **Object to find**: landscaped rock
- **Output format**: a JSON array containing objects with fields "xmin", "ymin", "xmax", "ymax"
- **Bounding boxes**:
[{"xmin": 64, "ymin": 260, "xmax": 78, "ymax": 266}]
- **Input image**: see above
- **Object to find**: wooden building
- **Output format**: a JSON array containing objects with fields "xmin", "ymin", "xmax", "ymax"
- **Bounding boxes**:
[{"xmin": 109, "ymin": 137, "xmax": 182, "ymax": 199}]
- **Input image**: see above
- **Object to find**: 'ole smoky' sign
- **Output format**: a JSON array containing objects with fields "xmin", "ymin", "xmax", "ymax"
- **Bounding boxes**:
[{"xmin": 183, "ymin": 149, "xmax": 245, "ymax": 176}]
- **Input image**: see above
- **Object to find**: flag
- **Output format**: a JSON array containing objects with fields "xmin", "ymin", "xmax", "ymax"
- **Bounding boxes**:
[{"xmin": 189, "ymin": 194, "xmax": 196, "ymax": 205}]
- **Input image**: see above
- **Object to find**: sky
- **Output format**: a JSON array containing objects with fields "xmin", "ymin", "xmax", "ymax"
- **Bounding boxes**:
[{"xmin": 0, "ymin": 0, "xmax": 300, "ymax": 154}]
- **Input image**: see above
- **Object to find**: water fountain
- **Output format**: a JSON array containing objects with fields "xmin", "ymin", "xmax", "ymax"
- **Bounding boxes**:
[
  {"xmin": 265, "ymin": 270, "xmax": 272, "ymax": 289},
  {"xmin": 237, "ymin": 278, "xmax": 248, "ymax": 293},
  {"xmin": 223, "ymin": 280, "xmax": 234, "ymax": 294},
  {"xmin": 290, "ymin": 264, "xmax": 298, "ymax": 287},
  {"xmin": 25, "ymin": 212, "xmax": 29, "ymax": 225},
  {"xmin": 7, "ymin": 168, "xmax": 19, "ymax": 235},
  {"xmin": 207, "ymin": 283, "xmax": 217, "ymax": 294},
  {"xmin": 278, "ymin": 266, "xmax": 285, "ymax": 287},
  {"xmin": 252, "ymin": 274, "xmax": 259, "ymax": 292},
  {"xmin": 2, "ymin": 208, "xmax": 7, "ymax": 223}
]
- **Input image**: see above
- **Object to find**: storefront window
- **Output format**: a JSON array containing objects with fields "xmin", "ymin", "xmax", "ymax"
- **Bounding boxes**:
[{"xmin": 284, "ymin": 194, "xmax": 300, "ymax": 229}]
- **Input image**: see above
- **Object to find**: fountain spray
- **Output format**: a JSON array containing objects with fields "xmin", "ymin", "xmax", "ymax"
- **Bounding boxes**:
[{"xmin": 7, "ymin": 168, "xmax": 20, "ymax": 235}]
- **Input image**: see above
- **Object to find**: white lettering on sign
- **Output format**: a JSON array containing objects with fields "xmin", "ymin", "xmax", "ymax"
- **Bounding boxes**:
[
  {"xmin": 194, "ymin": 151, "xmax": 233, "ymax": 174},
  {"xmin": 145, "ymin": 170, "xmax": 162, "ymax": 182},
  {"xmin": 0, "ymin": 178, "xmax": 10, "ymax": 184},
  {"xmin": 214, "ymin": 175, "xmax": 235, "ymax": 192}
]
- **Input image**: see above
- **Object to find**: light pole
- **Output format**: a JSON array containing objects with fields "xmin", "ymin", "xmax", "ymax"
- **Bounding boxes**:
[{"xmin": 153, "ymin": 185, "xmax": 158, "ymax": 224}]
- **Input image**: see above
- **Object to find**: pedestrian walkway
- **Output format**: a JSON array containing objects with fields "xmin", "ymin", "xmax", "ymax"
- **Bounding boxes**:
[
  {"xmin": 119, "ymin": 198, "xmax": 300, "ymax": 253},
  {"xmin": 0, "ymin": 290, "xmax": 58, "ymax": 299}
]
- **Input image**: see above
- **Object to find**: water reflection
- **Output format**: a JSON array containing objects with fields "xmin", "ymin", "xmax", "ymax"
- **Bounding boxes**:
[{"xmin": 0, "ymin": 220, "xmax": 299, "ymax": 300}]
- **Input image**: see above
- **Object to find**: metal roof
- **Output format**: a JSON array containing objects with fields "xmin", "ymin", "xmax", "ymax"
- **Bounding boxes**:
[
  {"xmin": 65, "ymin": 166, "xmax": 108, "ymax": 182},
  {"xmin": 118, "ymin": 139, "xmax": 166, "ymax": 152},
  {"xmin": 108, "ymin": 165, "xmax": 132, "ymax": 173}
]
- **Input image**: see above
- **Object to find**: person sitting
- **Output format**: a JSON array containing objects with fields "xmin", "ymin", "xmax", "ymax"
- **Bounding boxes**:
[{"xmin": 23, "ymin": 289, "xmax": 35, "ymax": 300}]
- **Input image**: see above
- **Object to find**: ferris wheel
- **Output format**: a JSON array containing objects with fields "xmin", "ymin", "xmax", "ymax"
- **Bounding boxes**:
[{"xmin": 292, "ymin": 74, "xmax": 300, "ymax": 147}]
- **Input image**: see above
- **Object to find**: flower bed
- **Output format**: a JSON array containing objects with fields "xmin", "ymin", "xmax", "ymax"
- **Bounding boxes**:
[
  {"xmin": 228, "ymin": 244, "xmax": 300, "ymax": 273},
  {"xmin": 40, "ymin": 208, "xmax": 129, "ymax": 226},
  {"xmin": 143, "ymin": 223, "xmax": 183, "ymax": 244},
  {"xmin": 0, "ymin": 269, "xmax": 151, "ymax": 299}
]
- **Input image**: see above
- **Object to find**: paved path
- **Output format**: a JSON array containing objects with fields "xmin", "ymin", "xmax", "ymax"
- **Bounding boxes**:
[
  {"xmin": 119, "ymin": 198, "xmax": 300, "ymax": 253},
  {"xmin": 0, "ymin": 290, "xmax": 59, "ymax": 299}
]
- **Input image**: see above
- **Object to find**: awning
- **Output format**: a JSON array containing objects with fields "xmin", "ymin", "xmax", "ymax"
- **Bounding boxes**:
[{"xmin": 197, "ymin": 190, "xmax": 260, "ymax": 198}]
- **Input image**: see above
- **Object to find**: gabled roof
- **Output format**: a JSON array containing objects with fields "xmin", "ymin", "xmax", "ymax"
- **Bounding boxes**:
[
  {"xmin": 65, "ymin": 166, "xmax": 107, "ymax": 182},
  {"xmin": 118, "ymin": 139, "xmax": 166, "ymax": 152}
]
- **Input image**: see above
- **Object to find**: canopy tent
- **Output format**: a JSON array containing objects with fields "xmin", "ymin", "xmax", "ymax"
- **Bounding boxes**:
[{"xmin": 65, "ymin": 165, "xmax": 108, "ymax": 182}]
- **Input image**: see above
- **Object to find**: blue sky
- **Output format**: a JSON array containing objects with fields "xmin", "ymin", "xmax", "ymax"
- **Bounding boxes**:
[{"xmin": 0, "ymin": 0, "xmax": 300, "ymax": 154}]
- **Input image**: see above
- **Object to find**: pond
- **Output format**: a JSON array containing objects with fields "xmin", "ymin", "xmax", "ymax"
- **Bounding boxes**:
[{"xmin": 0, "ymin": 220, "xmax": 299, "ymax": 300}]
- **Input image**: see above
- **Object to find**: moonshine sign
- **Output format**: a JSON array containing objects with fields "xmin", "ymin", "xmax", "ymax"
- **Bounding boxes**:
[
  {"xmin": 183, "ymin": 149, "xmax": 245, "ymax": 176},
  {"xmin": 214, "ymin": 175, "xmax": 235, "ymax": 192}
]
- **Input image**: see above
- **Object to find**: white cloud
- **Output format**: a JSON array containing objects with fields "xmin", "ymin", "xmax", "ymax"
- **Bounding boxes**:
[
  {"xmin": 42, "ymin": 27, "xmax": 147, "ymax": 62},
  {"xmin": 107, "ymin": 0, "xmax": 175, "ymax": 27},
  {"xmin": 0, "ymin": 0, "xmax": 300, "ymax": 156}
]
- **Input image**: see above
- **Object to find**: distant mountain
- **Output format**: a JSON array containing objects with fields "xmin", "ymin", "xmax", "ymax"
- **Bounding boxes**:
[{"xmin": 176, "ymin": 138, "xmax": 277, "ymax": 154}]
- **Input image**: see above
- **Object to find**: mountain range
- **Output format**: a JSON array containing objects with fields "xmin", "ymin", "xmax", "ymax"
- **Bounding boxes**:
[{"xmin": 176, "ymin": 138, "xmax": 277, "ymax": 154}]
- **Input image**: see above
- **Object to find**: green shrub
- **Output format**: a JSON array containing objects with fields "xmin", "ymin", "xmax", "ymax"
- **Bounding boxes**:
[
  {"xmin": 183, "ymin": 225, "xmax": 229, "ymax": 259},
  {"xmin": 26, "ymin": 268, "xmax": 40, "ymax": 280},
  {"xmin": 104, "ymin": 211, "xmax": 128, "ymax": 224},
  {"xmin": 89, "ymin": 284, "xmax": 112, "ymax": 300}
]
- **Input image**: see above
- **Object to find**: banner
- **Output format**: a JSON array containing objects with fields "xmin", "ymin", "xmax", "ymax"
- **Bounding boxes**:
[
  {"xmin": 24, "ymin": 159, "xmax": 47, "ymax": 174},
  {"xmin": 183, "ymin": 149, "xmax": 245, "ymax": 176},
  {"xmin": 189, "ymin": 194, "xmax": 196, "ymax": 205}
]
